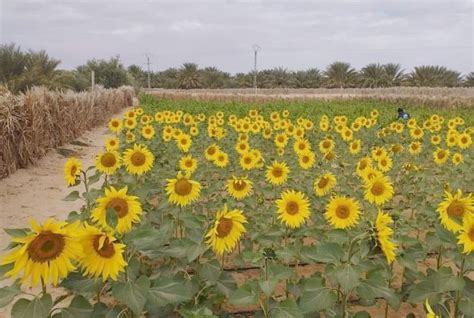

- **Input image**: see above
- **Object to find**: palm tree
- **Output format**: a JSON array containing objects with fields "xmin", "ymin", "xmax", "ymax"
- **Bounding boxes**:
[
  {"xmin": 233, "ymin": 73, "xmax": 253, "ymax": 88},
  {"xmin": 323, "ymin": 62, "xmax": 358, "ymax": 88},
  {"xmin": 383, "ymin": 63, "xmax": 405, "ymax": 86},
  {"xmin": 294, "ymin": 68, "xmax": 322, "ymax": 88},
  {"xmin": 360, "ymin": 63, "xmax": 386, "ymax": 88},
  {"xmin": 408, "ymin": 66, "xmax": 461, "ymax": 87},
  {"xmin": 200, "ymin": 67, "xmax": 230, "ymax": 89},
  {"xmin": 266, "ymin": 67, "xmax": 294, "ymax": 88},
  {"xmin": 177, "ymin": 63, "xmax": 201, "ymax": 89},
  {"xmin": 464, "ymin": 72, "xmax": 474, "ymax": 87}
]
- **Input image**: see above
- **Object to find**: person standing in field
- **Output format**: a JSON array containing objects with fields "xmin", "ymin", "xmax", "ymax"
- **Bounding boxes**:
[{"xmin": 397, "ymin": 108, "xmax": 410, "ymax": 120}]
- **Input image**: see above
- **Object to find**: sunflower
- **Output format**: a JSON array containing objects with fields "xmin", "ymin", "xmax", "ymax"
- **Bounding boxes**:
[
  {"xmin": 356, "ymin": 157, "xmax": 372, "ymax": 177},
  {"xmin": 410, "ymin": 127, "xmax": 424, "ymax": 139},
  {"xmin": 123, "ymin": 144, "xmax": 154, "ymax": 175},
  {"xmin": 141, "ymin": 125, "xmax": 155, "ymax": 140},
  {"xmin": 375, "ymin": 210, "xmax": 397, "ymax": 264},
  {"xmin": 360, "ymin": 167, "xmax": 384, "ymax": 183},
  {"xmin": 179, "ymin": 155, "xmax": 198, "ymax": 174},
  {"xmin": 431, "ymin": 135, "xmax": 441, "ymax": 145},
  {"xmin": 108, "ymin": 118, "xmax": 123, "ymax": 133},
  {"xmin": 452, "ymin": 152, "xmax": 464, "ymax": 165},
  {"xmin": 226, "ymin": 176, "xmax": 253, "ymax": 200},
  {"xmin": 457, "ymin": 215, "xmax": 474, "ymax": 254},
  {"xmin": 235, "ymin": 140, "xmax": 250, "ymax": 155},
  {"xmin": 293, "ymin": 139, "xmax": 311, "ymax": 155},
  {"xmin": 205, "ymin": 205, "xmax": 247, "ymax": 255},
  {"xmin": 349, "ymin": 139, "xmax": 361, "ymax": 155},
  {"xmin": 64, "ymin": 157, "xmax": 82, "ymax": 186},
  {"xmin": 91, "ymin": 186, "xmax": 143, "ymax": 234},
  {"xmin": 314, "ymin": 173, "xmax": 337, "ymax": 197},
  {"xmin": 371, "ymin": 147, "xmax": 387, "ymax": 161},
  {"xmin": 276, "ymin": 190, "xmax": 311, "ymax": 228},
  {"xmin": 319, "ymin": 138, "xmax": 334, "ymax": 154},
  {"xmin": 124, "ymin": 118, "xmax": 137, "ymax": 130},
  {"xmin": 166, "ymin": 171, "xmax": 202, "ymax": 206},
  {"xmin": 125, "ymin": 131, "xmax": 135, "ymax": 143},
  {"xmin": 457, "ymin": 133, "xmax": 472, "ymax": 149},
  {"xmin": 364, "ymin": 175, "xmax": 394, "ymax": 206},
  {"xmin": 240, "ymin": 152, "xmax": 257, "ymax": 170},
  {"xmin": 205, "ymin": 144, "xmax": 220, "ymax": 161},
  {"xmin": 408, "ymin": 141, "xmax": 422, "ymax": 155},
  {"xmin": 433, "ymin": 148, "xmax": 449, "ymax": 165},
  {"xmin": 79, "ymin": 224, "xmax": 127, "ymax": 281},
  {"xmin": 1, "ymin": 218, "xmax": 82, "ymax": 287},
  {"xmin": 391, "ymin": 143, "xmax": 403, "ymax": 154},
  {"xmin": 105, "ymin": 136, "xmax": 119, "ymax": 151},
  {"xmin": 298, "ymin": 151, "xmax": 316, "ymax": 169},
  {"xmin": 265, "ymin": 161, "xmax": 290, "ymax": 186},
  {"xmin": 177, "ymin": 134, "xmax": 192, "ymax": 152},
  {"xmin": 377, "ymin": 155, "xmax": 393, "ymax": 173},
  {"xmin": 96, "ymin": 151, "xmax": 121, "ymax": 175},
  {"xmin": 437, "ymin": 189, "xmax": 474, "ymax": 233},
  {"xmin": 325, "ymin": 196, "xmax": 360, "ymax": 229}
]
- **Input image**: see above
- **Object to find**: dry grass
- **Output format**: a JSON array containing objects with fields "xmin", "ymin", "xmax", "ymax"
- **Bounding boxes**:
[
  {"xmin": 147, "ymin": 87, "xmax": 474, "ymax": 109},
  {"xmin": 0, "ymin": 86, "xmax": 134, "ymax": 179}
]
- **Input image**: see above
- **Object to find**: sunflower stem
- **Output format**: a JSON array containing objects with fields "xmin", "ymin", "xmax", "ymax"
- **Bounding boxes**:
[
  {"xmin": 453, "ymin": 256, "xmax": 465, "ymax": 318},
  {"xmin": 41, "ymin": 277, "xmax": 47, "ymax": 295},
  {"xmin": 436, "ymin": 245, "xmax": 443, "ymax": 270},
  {"xmin": 221, "ymin": 252, "xmax": 225, "ymax": 269},
  {"xmin": 384, "ymin": 263, "xmax": 394, "ymax": 318},
  {"xmin": 82, "ymin": 171, "xmax": 91, "ymax": 215}
]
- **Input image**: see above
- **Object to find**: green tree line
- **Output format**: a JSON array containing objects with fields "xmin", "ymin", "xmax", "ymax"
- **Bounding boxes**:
[{"xmin": 1, "ymin": 43, "xmax": 473, "ymax": 93}]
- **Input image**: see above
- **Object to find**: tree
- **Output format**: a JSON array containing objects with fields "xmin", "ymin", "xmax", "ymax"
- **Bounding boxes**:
[
  {"xmin": 0, "ymin": 43, "xmax": 62, "ymax": 93},
  {"xmin": 232, "ymin": 73, "xmax": 253, "ymax": 88},
  {"xmin": 265, "ymin": 67, "xmax": 294, "ymax": 88},
  {"xmin": 294, "ymin": 68, "xmax": 322, "ymax": 88},
  {"xmin": 360, "ymin": 63, "xmax": 387, "ymax": 88},
  {"xmin": 127, "ymin": 65, "xmax": 148, "ymax": 88},
  {"xmin": 383, "ymin": 63, "xmax": 405, "ymax": 86},
  {"xmin": 323, "ymin": 62, "xmax": 358, "ymax": 88},
  {"xmin": 408, "ymin": 66, "xmax": 461, "ymax": 87},
  {"xmin": 154, "ymin": 68, "xmax": 179, "ymax": 88},
  {"xmin": 76, "ymin": 56, "xmax": 129, "ymax": 89},
  {"xmin": 200, "ymin": 67, "xmax": 231, "ymax": 89},
  {"xmin": 177, "ymin": 63, "xmax": 201, "ymax": 89},
  {"xmin": 463, "ymin": 72, "xmax": 474, "ymax": 87}
]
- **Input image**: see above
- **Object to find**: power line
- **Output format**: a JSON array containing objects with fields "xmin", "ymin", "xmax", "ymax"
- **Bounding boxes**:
[{"xmin": 252, "ymin": 44, "xmax": 261, "ymax": 94}]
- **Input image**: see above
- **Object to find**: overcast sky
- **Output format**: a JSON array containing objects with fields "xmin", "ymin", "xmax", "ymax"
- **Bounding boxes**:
[{"xmin": 1, "ymin": 0, "xmax": 473, "ymax": 74}]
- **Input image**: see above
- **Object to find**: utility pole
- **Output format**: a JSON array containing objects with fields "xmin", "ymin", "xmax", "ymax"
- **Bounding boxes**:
[
  {"xmin": 145, "ymin": 54, "xmax": 152, "ymax": 90},
  {"xmin": 252, "ymin": 44, "xmax": 260, "ymax": 94}
]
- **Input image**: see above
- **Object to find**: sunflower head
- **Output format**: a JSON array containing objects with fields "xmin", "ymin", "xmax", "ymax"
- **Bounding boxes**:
[
  {"xmin": 165, "ymin": 171, "xmax": 202, "ymax": 207},
  {"xmin": 265, "ymin": 161, "xmax": 290, "ymax": 186},
  {"xmin": 123, "ymin": 144, "xmax": 155, "ymax": 175},
  {"xmin": 64, "ymin": 157, "xmax": 82, "ymax": 186},
  {"xmin": 325, "ymin": 196, "xmax": 361, "ymax": 229},
  {"xmin": 96, "ymin": 151, "xmax": 121, "ymax": 175},
  {"xmin": 437, "ymin": 189, "xmax": 474, "ymax": 233},
  {"xmin": 226, "ymin": 176, "xmax": 253, "ymax": 200},
  {"xmin": 364, "ymin": 175, "xmax": 394, "ymax": 206},
  {"xmin": 314, "ymin": 172, "xmax": 337, "ymax": 197},
  {"xmin": 457, "ymin": 214, "xmax": 474, "ymax": 254},
  {"xmin": 276, "ymin": 190, "xmax": 311, "ymax": 228}
]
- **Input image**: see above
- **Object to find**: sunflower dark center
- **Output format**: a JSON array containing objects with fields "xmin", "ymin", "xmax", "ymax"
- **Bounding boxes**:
[
  {"xmin": 272, "ymin": 167, "xmax": 283, "ymax": 177},
  {"xmin": 318, "ymin": 177, "xmax": 329, "ymax": 189},
  {"xmin": 101, "ymin": 153, "xmax": 117, "ymax": 168},
  {"xmin": 298, "ymin": 143, "xmax": 305, "ymax": 150},
  {"xmin": 371, "ymin": 182, "xmax": 385, "ymax": 196},
  {"xmin": 174, "ymin": 178, "xmax": 193, "ymax": 196},
  {"xmin": 359, "ymin": 161, "xmax": 368, "ymax": 170},
  {"xmin": 302, "ymin": 156, "xmax": 309, "ymax": 163},
  {"xmin": 107, "ymin": 198, "xmax": 129, "ymax": 218},
  {"xmin": 336, "ymin": 205, "xmax": 350, "ymax": 219},
  {"xmin": 185, "ymin": 160, "xmax": 193, "ymax": 168},
  {"xmin": 244, "ymin": 157, "xmax": 252, "ymax": 164},
  {"xmin": 93, "ymin": 235, "xmax": 116, "ymax": 258},
  {"xmin": 323, "ymin": 141, "xmax": 330, "ymax": 148},
  {"xmin": 70, "ymin": 166, "xmax": 78, "ymax": 176},
  {"xmin": 112, "ymin": 121, "xmax": 119, "ymax": 127},
  {"xmin": 180, "ymin": 139, "xmax": 187, "ymax": 145},
  {"xmin": 131, "ymin": 152, "xmax": 146, "ymax": 166},
  {"xmin": 447, "ymin": 200, "xmax": 464, "ymax": 217},
  {"xmin": 278, "ymin": 137, "xmax": 284, "ymax": 142},
  {"xmin": 28, "ymin": 231, "xmax": 65, "ymax": 263},
  {"xmin": 207, "ymin": 147, "xmax": 216, "ymax": 156},
  {"xmin": 216, "ymin": 217, "xmax": 233, "ymax": 238},
  {"xmin": 461, "ymin": 137, "xmax": 467, "ymax": 143},
  {"xmin": 233, "ymin": 180, "xmax": 247, "ymax": 191},
  {"xmin": 437, "ymin": 152, "xmax": 445, "ymax": 160},
  {"xmin": 286, "ymin": 201, "xmax": 299, "ymax": 215}
]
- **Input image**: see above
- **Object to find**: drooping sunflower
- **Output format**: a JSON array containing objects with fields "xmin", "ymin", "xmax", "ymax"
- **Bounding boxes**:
[
  {"xmin": 364, "ymin": 175, "xmax": 394, "ymax": 206},
  {"xmin": 123, "ymin": 144, "xmax": 154, "ymax": 175},
  {"xmin": 325, "ymin": 196, "xmax": 361, "ymax": 229},
  {"xmin": 298, "ymin": 151, "xmax": 316, "ymax": 170},
  {"xmin": 205, "ymin": 205, "xmax": 247, "ymax": 255},
  {"xmin": 276, "ymin": 190, "xmax": 311, "ymax": 228},
  {"xmin": 360, "ymin": 167, "xmax": 384, "ymax": 183},
  {"xmin": 433, "ymin": 148, "xmax": 449, "ymax": 165},
  {"xmin": 95, "ymin": 150, "xmax": 121, "ymax": 175},
  {"xmin": 265, "ymin": 161, "xmax": 290, "ymax": 186},
  {"xmin": 141, "ymin": 125, "xmax": 155, "ymax": 140},
  {"xmin": 356, "ymin": 157, "xmax": 372, "ymax": 177},
  {"xmin": 179, "ymin": 155, "xmax": 198, "ymax": 174},
  {"xmin": 1, "ymin": 218, "xmax": 82, "ymax": 287},
  {"xmin": 457, "ymin": 215, "xmax": 474, "ymax": 254},
  {"xmin": 105, "ymin": 136, "xmax": 119, "ymax": 151},
  {"xmin": 375, "ymin": 210, "xmax": 397, "ymax": 264},
  {"xmin": 64, "ymin": 157, "xmax": 82, "ymax": 186},
  {"xmin": 165, "ymin": 171, "xmax": 202, "ymax": 206},
  {"xmin": 226, "ymin": 176, "xmax": 253, "ymax": 200},
  {"xmin": 108, "ymin": 118, "xmax": 123, "ymax": 133},
  {"xmin": 91, "ymin": 186, "xmax": 143, "ymax": 234},
  {"xmin": 437, "ymin": 189, "xmax": 474, "ymax": 233},
  {"xmin": 313, "ymin": 172, "xmax": 337, "ymax": 197},
  {"xmin": 79, "ymin": 224, "xmax": 127, "ymax": 281}
]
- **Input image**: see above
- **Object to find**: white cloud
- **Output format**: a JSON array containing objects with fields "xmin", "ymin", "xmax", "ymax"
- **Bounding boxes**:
[{"xmin": 170, "ymin": 20, "xmax": 205, "ymax": 32}]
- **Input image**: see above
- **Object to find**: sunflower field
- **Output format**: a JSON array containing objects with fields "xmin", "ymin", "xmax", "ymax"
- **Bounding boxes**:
[{"xmin": 1, "ymin": 96, "xmax": 473, "ymax": 318}]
